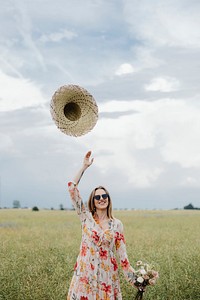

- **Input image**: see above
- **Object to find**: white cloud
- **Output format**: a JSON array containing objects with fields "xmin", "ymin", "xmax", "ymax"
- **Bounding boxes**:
[
  {"xmin": 181, "ymin": 176, "xmax": 199, "ymax": 187},
  {"xmin": 115, "ymin": 63, "xmax": 135, "ymax": 76},
  {"xmin": 160, "ymin": 112, "xmax": 200, "ymax": 168},
  {"xmin": 13, "ymin": 0, "xmax": 46, "ymax": 69},
  {"xmin": 134, "ymin": 46, "xmax": 164, "ymax": 70},
  {"xmin": 0, "ymin": 71, "xmax": 47, "ymax": 111},
  {"xmin": 0, "ymin": 133, "xmax": 13, "ymax": 152},
  {"xmin": 145, "ymin": 77, "xmax": 180, "ymax": 92},
  {"xmin": 124, "ymin": 0, "xmax": 200, "ymax": 48},
  {"xmin": 82, "ymin": 97, "xmax": 200, "ymax": 188},
  {"xmin": 39, "ymin": 29, "xmax": 77, "ymax": 43}
]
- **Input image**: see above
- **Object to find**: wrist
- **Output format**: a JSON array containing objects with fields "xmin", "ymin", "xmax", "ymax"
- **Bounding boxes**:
[{"xmin": 82, "ymin": 165, "xmax": 88, "ymax": 171}]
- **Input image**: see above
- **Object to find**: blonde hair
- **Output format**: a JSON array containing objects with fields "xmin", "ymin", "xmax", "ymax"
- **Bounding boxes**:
[{"xmin": 88, "ymin": 186, "xmax": 114, "ymax": 219}]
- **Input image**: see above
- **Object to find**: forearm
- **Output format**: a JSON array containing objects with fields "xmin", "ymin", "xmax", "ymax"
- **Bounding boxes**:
[
  {"xmin": 73, "ymin": 166, "xmax": 88, "ymax": 185},
  {"xmin": 115, "ymin": 222, "xmax": 136, "ymax": 286},
  {"xmin": 72, "ymin": 151, "xmax": 93, "ymax": 185}
]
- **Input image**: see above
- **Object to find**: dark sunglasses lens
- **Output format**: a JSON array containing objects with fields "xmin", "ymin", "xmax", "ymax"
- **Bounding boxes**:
[{"xmin": 94, "ymin": 194, "xmax": 108, "ymax": 201}]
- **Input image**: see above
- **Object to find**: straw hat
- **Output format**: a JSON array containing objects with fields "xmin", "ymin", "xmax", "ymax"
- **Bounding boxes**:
[{"xmin": 50, "ymin": 84, "xmax": 98, "ymax": 137}]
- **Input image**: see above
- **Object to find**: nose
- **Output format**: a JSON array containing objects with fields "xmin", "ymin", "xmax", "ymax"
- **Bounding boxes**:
[{"xmin": 98, "ymin": 197, "xmax": 107, "ymax": 202}]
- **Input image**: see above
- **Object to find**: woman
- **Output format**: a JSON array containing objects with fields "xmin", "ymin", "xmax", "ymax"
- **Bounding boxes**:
[{"xmin": 67, "ymin": 151, "xmax": 137, "ymax": 300}]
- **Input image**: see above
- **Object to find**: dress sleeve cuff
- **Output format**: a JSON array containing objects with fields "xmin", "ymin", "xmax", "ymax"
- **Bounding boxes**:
[{"xmin": 68, "ymin": 181, "xmax": 77, "ymax": 188}]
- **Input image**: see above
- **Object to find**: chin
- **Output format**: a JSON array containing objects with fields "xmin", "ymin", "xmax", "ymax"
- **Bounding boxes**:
[{"xmin": 98, "ymin": 206, "xmax": 108, "ymax": 210}]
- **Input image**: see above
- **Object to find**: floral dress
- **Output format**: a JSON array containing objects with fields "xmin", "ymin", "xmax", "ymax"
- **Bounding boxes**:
[{"xmin": 67, "ymin": 182, "xmax": 136, "ymax": 300}]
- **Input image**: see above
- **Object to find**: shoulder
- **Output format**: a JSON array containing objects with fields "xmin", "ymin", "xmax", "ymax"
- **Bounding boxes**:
[
  {"xmin": 113, "ymin": 217, "xmax": 122, "ymax": 225},
  {"xmin": 113, "ymin": 218, "xmax": 124, "ymax": 231}
]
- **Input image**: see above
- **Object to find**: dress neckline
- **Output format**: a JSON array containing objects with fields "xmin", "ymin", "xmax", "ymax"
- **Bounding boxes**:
[{"xmin": 93, "ymin": 215, "xmax": 113, "ymax": 232}]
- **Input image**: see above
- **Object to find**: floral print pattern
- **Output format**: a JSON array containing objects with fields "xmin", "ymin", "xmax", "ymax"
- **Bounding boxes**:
[{"xmin": 67, "ymin": 182, "xmax": 136, "ymax": 300}]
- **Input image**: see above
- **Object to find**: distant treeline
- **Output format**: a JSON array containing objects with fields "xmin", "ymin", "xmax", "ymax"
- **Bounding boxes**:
[
  {"xmin": 1, "ymin": 202, "xmax": 199, "ymax": 210},
  {"xmin": 184, "ymin": 203, "xmax": 200, "ymax": 210}
]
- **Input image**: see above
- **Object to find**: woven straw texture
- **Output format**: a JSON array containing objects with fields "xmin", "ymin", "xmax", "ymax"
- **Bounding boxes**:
[{"xmin": 50, "ymin": 85, "xmax": 98, "ymax": 137}]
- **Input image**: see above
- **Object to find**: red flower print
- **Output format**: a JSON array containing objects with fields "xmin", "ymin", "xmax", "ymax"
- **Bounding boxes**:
[
  {"xmin": 121, "ymin": 258, "xmax": 130, "ymax": 270},
  {"xmin": 80, "ymin": 276, "xmax": 89, "ymax": 284},
  {"xmin": 115, "ymin": 232, "xmax": 125, "ymax": 243},
  {"xmin": 101, "ymin": 282, "xmax": 112, "ymax": 293},
  {"xmin": 80, "ymin": 297, "xmax": 88, "ymax": 300},
  {"xmin": 114, "ymin": 288, "xmax": 119, "ymax": 298},
  {"xmin": 81, "ymin": 243, "xmax": 87, "ymax": 256},
  {"xmin": 115, "ymin": 231, "xmax": 126, "ymax": 250},
  {"xmin": 74, "ymin": 261, "xmax": 78, "ymax": 270},
  {"xmin": 115, "ymin": 231, "xmax": 119, "ymax": 240},
  {"xmin": 111, "ymin": 257, "xmax": 118, "ymax": 271},
  {"xmin": 120, "ymin": 233, "xmax": 125, "ymax": 243},
  {"xmin": 99, "ymin": 247, "xmax": 108, "ymax": 260},
  {"xmin": 90, "ymin": 263, "xmax": 95, "ymax": 270},
  {"xmin": 91, "ymin": 230, "xmax": 100, "ymax": 244}
]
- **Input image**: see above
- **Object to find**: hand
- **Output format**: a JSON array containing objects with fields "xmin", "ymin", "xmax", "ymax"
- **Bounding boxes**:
[{"xmin": 83, "ymin": 151, "xmax": 94, "ymax": 169}]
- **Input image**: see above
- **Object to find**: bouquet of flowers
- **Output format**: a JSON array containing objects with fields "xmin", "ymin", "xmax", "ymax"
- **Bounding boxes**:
[{"xmin": 134, "ymin": 261, "xmax": 159, "ymax": 300}]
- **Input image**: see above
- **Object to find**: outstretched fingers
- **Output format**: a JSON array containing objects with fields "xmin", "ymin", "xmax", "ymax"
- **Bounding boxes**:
[{"xmin": 84, "ymin": 151, "xmax": 94, "ymax": 167}]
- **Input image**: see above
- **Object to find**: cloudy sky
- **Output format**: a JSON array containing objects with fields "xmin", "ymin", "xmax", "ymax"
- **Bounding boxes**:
[{"xmin": 1, "ymin": 0, "xmax": 200, "ymax": 210}]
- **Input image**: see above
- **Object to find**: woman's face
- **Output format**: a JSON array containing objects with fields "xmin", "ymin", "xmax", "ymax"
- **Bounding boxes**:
[{"xmin": 94, "ymin": 188, "xmax": 109, "ymax": 211}]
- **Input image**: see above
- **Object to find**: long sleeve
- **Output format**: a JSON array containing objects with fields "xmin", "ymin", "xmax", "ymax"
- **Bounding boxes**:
[
  {"xmin": 68, "ymin": 181, "xmax": 88, "ymax": 222},
  {"xmin": 115, "ymin": 220, "xmax": 136, "ymax": 286}
]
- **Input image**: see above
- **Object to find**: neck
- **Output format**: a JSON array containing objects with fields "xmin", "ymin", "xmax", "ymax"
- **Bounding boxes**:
[{"xmin": 96, "ymin": 209, "xmax": 108, "ymax": 220}]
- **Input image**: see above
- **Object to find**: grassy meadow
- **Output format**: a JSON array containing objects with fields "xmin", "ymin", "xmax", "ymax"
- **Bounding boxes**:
[{"xmin": 0, "ymin": 209, "xmax": 200, "ymax": 300}]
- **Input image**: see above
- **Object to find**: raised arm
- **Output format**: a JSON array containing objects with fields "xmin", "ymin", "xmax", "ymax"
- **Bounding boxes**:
[
  {"xmin": 73, "ymin": 151, "xmax": 94, "ymax": 185},
  {"xmin": 68, "ymin": 151, "xmax": 94, "ymax": 222}
]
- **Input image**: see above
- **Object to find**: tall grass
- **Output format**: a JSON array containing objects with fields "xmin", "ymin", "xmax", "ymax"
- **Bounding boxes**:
[{"xmin": 0, "ymin": 209, "xmax": 199, "ymax": 300}]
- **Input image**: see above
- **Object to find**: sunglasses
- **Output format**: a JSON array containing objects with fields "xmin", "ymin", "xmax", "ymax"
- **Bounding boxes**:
[{"xmin": 93, "ymin": 194, "xmax": 108, "ymax": 201}]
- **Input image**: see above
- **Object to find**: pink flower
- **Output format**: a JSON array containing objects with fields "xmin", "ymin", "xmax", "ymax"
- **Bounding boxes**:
[
  {"xmin": 149, "ymin": 278, "xmax": 156, "ymax": 285},
  {"xmin": 152, "ymin": 270, "xmax": 159, "ymax": 278}
]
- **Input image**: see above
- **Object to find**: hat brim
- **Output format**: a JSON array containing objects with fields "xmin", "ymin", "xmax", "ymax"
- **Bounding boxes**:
[{"xmin": 50, "ymin": 85, "xmax": 98, "ymax": 137}]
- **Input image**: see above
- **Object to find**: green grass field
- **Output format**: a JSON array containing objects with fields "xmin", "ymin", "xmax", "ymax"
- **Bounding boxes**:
[{"xmin": 0, "ymin": 209, "xmax": 199, "ymax": 300}]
